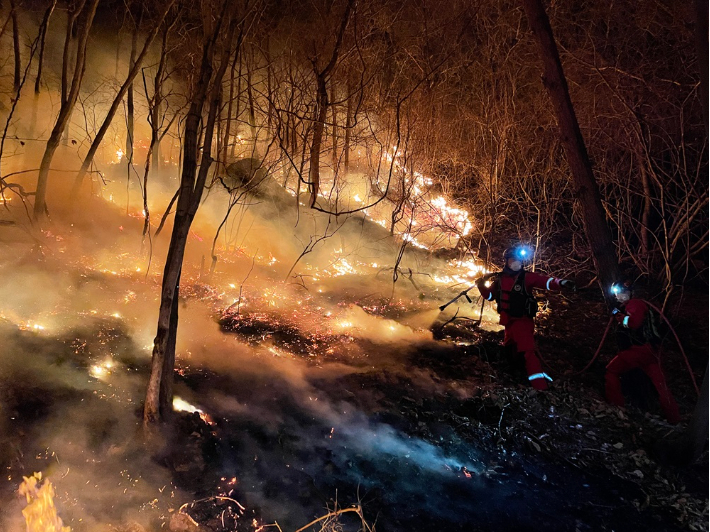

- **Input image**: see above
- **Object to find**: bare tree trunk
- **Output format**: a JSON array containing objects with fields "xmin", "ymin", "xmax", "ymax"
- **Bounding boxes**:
[
  {"xmin": 33, "ymin": 0, "xmax": 99, "ymax": 219},
  {"xmin": 222, "ymin": 50, "xmax": 238, "ymax": 165},
  {"xmin": 265, "ymin": 37, "xmax": 273, "ymax": 133},
  {"xmin": 522, "ymin": 0, "xmax": 620, "ymax": 307},
  {"xmin": 343, "ymin": 72, "xmax": 353, "ymax": 174},
  {"xmin": 144, "ymin": 1, "xmax": 239, "ymax": 426},
  {"xmin": 230, "ymin": 50, "xmax": 242, "ymax": 158},
  {"xmin": 150, "ymin": 21, "xmax": 174, "ymax": 174},
  {"xmin": 308, "ymin": 0, "xmax": 353, "ymax": 208},
  {"xmin": 60, "ymin": 0, "xmax": 85, "ymax": 146},
  {"xmin": 330, "ymin": 80, "xmax": 337, "ymax": 170},
  {"xmin": 34, "ymin": 0, "xmax": 57, "ymax": 94},
  {"xmin": 10, "ymin": 0, "xmax": 21, "ymax": 95},
  {"xmin": 309, "ymin": 74, "xmax": 328, "ymax": 206},
  {"xmin": 126, "ymin": 11, "xmax": 141, "ymax": 167},
  {"xmin": 71, "ymin": 3, "xmax": 174, "ymax": 195},
  {"xmin": 246, "ymin": 50, "xmax": 257, "ymax": 149},
  {"xmin": 638, "ymin": 154, "xmax": 652, "ymax": 256}
]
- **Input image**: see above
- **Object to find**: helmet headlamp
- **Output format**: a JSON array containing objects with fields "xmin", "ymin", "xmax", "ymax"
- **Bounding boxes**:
[
  {"xmin": 516, "ymin": 246, "xmax": 532, "ymax": 261},
  {"xmin": 611, "ymin": 282, "xmax": 630, "ymax": 296},
  {"xmin": 503, "ymin": 244, "xmax": 534, "ymax": 264}
]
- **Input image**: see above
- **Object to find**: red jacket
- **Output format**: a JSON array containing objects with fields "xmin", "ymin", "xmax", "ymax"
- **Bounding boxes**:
[
  {"xmin": 478, "ymin": 269, "xmax": 563, "ymax": 325},
  {"xmin": 615, "ymin": 298, "xmax": 651, "ymax": 349},
  {"xmin": 615, "ymin": 298, "xmax": 647, "ymax": 329}
]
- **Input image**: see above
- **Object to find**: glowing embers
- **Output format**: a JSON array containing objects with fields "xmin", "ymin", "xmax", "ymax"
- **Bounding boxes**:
[
  {"xmin": 89, "ymin": 358, "xmax": 116, "ymax": 379},
  {"xmin": 18, "ymin": 321, "xmax": 47, "ymax": 332},
  {"xmin": 18, "ymin": 472, "xmax": 71, "ymax": 532}
]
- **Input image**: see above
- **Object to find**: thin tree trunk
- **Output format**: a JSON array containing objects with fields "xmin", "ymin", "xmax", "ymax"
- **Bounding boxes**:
[
  {"xmin": 265, "ymin": 36, "xmax": 273, "ymax": 133},
  {"xmin": 34, "ymin": 0, "xmax": 99, "ymax": 219},
  {"xmin": 222, "ymin": 50, "xmax": 238, "ymax": 165},
  {"xmin": 344, "ymin": 72, "xmax": 353, "ymax": 174},
  {"xmin": 126, "ymin": 12, "xmax": 140, "ymax": 166},
  {"xmin": 60, "ymin": 0, "xmax": 86, "ymax": 146},
  {"xmin": 308, "ymin": 0, "xmax": 353, "ymax": 208},
  {"xmin": 638, "ymin": 155, "xmax": 652, "ymax": 256},
  {"xmin": 230, "ymin": 51, "xmax": 242, "ymax": 157},
  {"xmin": 330, "ymin": 80, "xmax": 337, "ymax": 170},
  {"xmin": 309, "ymin": 74, "xmax": 328, "ymax": 207},
  {"xmin": 522, "ymin": 0, "xmax": 620, "ymax": 307},
  {"xmin": 144, "ymin": 1, "xmax": 238, "ymax": 425},
  {"xmin": 34, "ymin": 0, "xmax": 57, "ymax": 94},
  {"xmin": 246, "ymin": 52, "xmax": 257, "ymax": 148},
  {"xmin": 10, "ymin": 0, "xmax": 21, "ymax": 95}
]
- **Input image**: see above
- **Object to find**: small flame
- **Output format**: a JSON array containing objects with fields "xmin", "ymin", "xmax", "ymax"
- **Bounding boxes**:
[
  {"xmin": 173, "ymin": 396, "xmax": 202, "ymax": 414},
  {"xmin": 19, "ymin": 472, "xmax": 71, "ymax": 532}
]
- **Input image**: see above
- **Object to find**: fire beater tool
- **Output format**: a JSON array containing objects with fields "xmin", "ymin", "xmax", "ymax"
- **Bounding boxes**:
[
  {"xmin": 439, "ymin": 272, "xmax": 501, "ymax": 312},
  {"xmin": 438, "ymin": 271, "xmax": 500, "ymax": 312}
]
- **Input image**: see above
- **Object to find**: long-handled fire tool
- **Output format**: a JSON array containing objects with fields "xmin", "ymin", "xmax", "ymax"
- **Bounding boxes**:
[{"xmin": 438, "ymin": 271, "xmax": 499, "ymax": 312}]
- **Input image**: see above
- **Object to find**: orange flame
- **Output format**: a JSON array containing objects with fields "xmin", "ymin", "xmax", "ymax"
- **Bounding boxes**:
[{"xmin": 19, "ymin": 472, "xmax": 71, "ymax": 532}]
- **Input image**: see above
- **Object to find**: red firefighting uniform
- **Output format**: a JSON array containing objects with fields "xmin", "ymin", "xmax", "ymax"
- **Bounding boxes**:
[
  {"xmin": 605, "ymin": 298, "xmax": 680, "ymax": 424},
  {"xmin": 477, "ymin": 269, "xmax": 564, "ymax": 390}
]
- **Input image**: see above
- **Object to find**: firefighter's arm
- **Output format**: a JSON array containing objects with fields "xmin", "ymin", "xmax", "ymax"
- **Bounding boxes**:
[
  {"xmin": 617, "ymin": 299, "xmax": 647, "ymax": 329},
  {"xmin": 524, "ymin": 271, "xmax": 571, "ymax": 292}
]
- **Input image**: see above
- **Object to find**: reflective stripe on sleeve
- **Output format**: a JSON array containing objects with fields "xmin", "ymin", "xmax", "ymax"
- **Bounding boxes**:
[
  {"xmin": 487, "ymin": 293, "xmax": 493, "ymax": 301},
  {"xmin": 623, "ymin": 315, "xmax": 630, "ymax": 327},
  {"xmin": 529, "ymin": 372, "xmax": 553, "ymax": 382},
  {"xmin": 546, "ymin": 277, "xmax": 553, "ymax": 290}
]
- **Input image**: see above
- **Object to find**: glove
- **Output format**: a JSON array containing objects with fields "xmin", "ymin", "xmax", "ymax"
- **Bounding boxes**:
[{"xmin": 560, "ymin": 279, "xmax": 576, "ymax": 292}]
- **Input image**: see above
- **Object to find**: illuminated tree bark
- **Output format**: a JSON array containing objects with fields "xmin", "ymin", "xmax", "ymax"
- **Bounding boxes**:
[{"xmin": 521, "ymin": 0, "xmax": 621, "ymax": 306}]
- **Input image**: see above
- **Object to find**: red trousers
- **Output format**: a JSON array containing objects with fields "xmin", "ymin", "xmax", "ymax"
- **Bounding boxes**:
[
  {"xmin": 605, "ymin": 344, "xmax": 680, "ymax": 424},
  {"xmin": 503, "ymin": 317, "xmax": 547, "ymax": 390}
]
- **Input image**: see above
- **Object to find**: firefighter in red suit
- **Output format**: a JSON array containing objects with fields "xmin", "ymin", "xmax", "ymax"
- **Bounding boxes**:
[
  {"xmin": 605, "ymin": 282, "xmax": 680, "ymax": 424},
  {"xmin": 476, "ymin": 246, "xmax": 576, "ymax": 390}
]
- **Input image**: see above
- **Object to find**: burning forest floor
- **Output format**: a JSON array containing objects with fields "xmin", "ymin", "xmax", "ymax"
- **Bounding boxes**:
[{"xmin": 0, "ymin": 195, "xmax": 708, "ymax": 532}]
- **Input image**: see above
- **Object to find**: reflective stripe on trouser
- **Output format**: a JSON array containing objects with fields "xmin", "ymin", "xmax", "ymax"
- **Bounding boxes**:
[
  {"xmin": 524, "ymin": 350, "xmax": 548, "ymax": 390},
  {"xmin": 504, "ymin": 319, "xmax": 548, "ymax": 390},
  {"xmin": 529, "ymin": 372, "xmax": 553, "ymax": 382}
]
